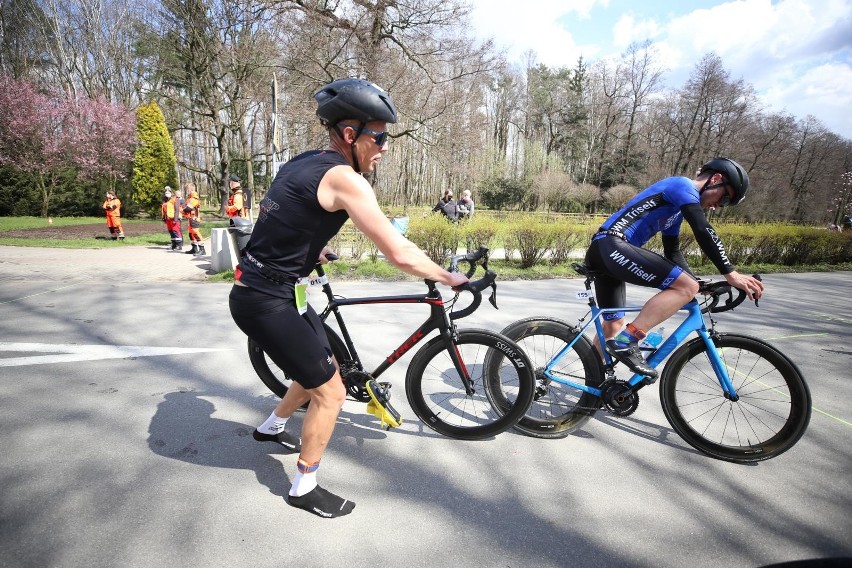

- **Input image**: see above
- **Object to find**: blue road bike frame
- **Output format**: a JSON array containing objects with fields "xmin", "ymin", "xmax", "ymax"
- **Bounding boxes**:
[{"xmin": 496, "ymin": 264, "xmax": 810, "ymax": 462}]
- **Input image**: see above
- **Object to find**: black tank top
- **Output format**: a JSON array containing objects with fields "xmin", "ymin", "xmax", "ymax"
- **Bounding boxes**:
[{"xmin": 237, "ymin": 150, "xmax": 350, "ymax": 299}]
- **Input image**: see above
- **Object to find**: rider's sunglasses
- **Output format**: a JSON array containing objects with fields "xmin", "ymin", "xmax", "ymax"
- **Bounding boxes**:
[
  {"xmin": 717, "ymin": 184, "xmax": 736, "ymax": 206},
  {"xmin": 358, "ymin": 126, "xmax": 389, "ymax": 147}
]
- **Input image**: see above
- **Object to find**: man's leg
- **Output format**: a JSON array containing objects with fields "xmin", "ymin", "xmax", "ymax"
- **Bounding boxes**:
[
  {"xmin": 630, "ymin": 272, "xmax": 698, "ymax": 332},
  {"xmin": 286, "ymin": 373, "xmax": 355, "ymax": 518},
  {"xmin": 605, "ymin": 273, "xmax": 698, "ymax": 377}
]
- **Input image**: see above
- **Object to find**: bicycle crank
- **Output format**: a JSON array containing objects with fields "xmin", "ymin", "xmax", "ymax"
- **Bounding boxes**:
[
  {"xmin": 599, "ymin": 379, "xmax": 640, "ymax": 417},
  {"xmin": 341, "ymin": 368, "xmax": 391, "ymax": 402}
]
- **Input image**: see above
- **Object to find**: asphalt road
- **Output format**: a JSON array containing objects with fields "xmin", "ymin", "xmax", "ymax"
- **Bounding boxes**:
[{"xmin": 0, "ymin": 268, "xmax": 850, "ymax": 568}]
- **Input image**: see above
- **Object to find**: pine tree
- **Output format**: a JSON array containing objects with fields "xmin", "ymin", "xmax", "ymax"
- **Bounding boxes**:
[{"xmin": 132, "ymin": 101, "xmax": 178, "ymax": 216}]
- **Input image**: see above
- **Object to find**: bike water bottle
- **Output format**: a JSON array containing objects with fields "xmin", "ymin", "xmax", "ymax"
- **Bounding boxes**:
[{"xmin": 641, "ymin": 327, "xmax": 665, "ymax": 350}]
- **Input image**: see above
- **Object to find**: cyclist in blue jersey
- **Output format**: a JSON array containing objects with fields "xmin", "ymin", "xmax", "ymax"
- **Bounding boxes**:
[
  {"xmin": 229, "ymin": 79, "xmax": 469, "ymax": 518},
  {"xmin": 584, "ymin": 157, "xmax": 765, "ymax": 378}
]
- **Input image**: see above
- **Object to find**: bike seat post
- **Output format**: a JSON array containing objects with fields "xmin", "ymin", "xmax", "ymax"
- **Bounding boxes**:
[{"xmin": 313, "ymin": 262, "xmax": 337, "ymax": 304}]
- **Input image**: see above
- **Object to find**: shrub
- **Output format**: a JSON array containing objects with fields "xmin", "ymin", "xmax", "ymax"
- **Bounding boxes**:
[
  {"xmin": 459, "ymin": 214, "xmax": 499, "ymax": 253},
  {"xmin": 548, "ymin": 223, "xmax": 591, "ymax": 266},
  {"xmin": 407, "ymin": 214, "xmax": 461, "ymax": 264},
  {"xmin": 506, "ymin": 221, "xmax": 555, "ymax": 268}
]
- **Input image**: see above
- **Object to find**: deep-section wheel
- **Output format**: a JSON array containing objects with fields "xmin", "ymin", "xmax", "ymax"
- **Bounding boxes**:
[
  {"xmin": 405, "ymin": 329, "xmax": 535, "ymax": 440},
  {"xmin": 248, "ymin": 323, "xmax": 350, "ymax": 399},
  {"xmin": 660, "ymin": 334, "xmax": 811, "ymax": 463},
  {"xmin": 488, "ymin": 318, "xmax": 604, "ymax": 438}
]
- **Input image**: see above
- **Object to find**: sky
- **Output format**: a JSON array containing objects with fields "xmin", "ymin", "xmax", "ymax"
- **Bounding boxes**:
[{"xmin": 468, "ymin": 0, "xmax": 852, "ymax": 140}]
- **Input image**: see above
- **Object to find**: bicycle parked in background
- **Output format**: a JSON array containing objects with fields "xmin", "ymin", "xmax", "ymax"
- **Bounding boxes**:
[
  {"xmin": 249, "ymin": 248, "xmax": 536, "ymax": 441},
  {"xmin": 486, "ymin": 263, "xmax": 811, "ymax": 463}
]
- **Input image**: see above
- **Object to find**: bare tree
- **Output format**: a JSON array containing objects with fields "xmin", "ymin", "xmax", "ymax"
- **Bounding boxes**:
[{"xmin": 618, "ymin": 40, "xmax": 664, "ymax": 184}]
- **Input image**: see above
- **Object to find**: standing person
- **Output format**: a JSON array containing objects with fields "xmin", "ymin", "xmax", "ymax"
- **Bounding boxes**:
[
  {"xmin": 229, "ymin": 78, "xmax": 468, "ymax": 518},
  {"xmin": 226, "ymin": 175, "xmax": 247, "ymax": 218},
  {"xmin": 161, "ymin": 186, "xmax": 184, "ymax": 251},
  {"xmin": 584, "ymin": 157, "xmax": 764, "ymax": 378},
  {"xmin": 161, "ymin": 186, "xmax": 174, "ymax": 248},
  {"xmin": 102, "ymin": 190, "xmax": 124, "ymax": 240},
  {"xmin": 457, "ymin": 189, "xmax": 475, "ymax": 220},
  {"xmin": 182, "ymin": 182, "xmax": 205, "ymax": 256},
  {"xmin": 432, "ymin": 189, "xmax": 458, "ymax": 221}
]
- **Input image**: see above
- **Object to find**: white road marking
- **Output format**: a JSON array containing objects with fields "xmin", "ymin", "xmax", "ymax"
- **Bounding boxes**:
[{"xmin": 0, "ymin": 342, "xmax": 231, "ymax": 367}]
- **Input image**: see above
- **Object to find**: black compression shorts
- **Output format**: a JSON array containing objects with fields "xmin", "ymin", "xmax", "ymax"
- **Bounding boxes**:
[
  {"xmin": 584, "ymin": 236, "xmax": 683, "ymax": 321},
  {"xmin": 229, "ymin": 284, "xmax": 338, "ymax": 389}
]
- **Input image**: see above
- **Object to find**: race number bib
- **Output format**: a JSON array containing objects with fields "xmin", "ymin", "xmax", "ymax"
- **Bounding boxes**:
[{"xmin": 295, "ymin": 278, "xmax": 310, "ymax": 315}]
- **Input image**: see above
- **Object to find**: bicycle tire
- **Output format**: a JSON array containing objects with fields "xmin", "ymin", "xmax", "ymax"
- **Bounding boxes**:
[
  {"xmin": 405, "ymin": 329, "xmax": 535, "ymax": 440},
  {"xmin": 660, "ymin": 334, "xmax": 811, "ymax": 463},
  {"xmin": 489, "ymin": 317, "xmax": 604, "ymax": 438},
  {"xmin": 248, "ymin": 323, "xmax": 351, "ymax": 399}
]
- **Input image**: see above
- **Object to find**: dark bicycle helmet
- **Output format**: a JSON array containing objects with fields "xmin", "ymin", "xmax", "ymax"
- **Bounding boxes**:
[
  {"xmin": 699, "ymin": 157, "xmax": 750, "ymax": 205},
  {"xmin": 314, "ymin": 78, "xmax": 398, "ymax": 127}
]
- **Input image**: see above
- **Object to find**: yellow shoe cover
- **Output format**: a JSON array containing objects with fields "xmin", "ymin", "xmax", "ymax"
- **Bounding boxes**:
[{"xmin": 365, "ymin": 380, "xmax": 402, "ymax": 428}]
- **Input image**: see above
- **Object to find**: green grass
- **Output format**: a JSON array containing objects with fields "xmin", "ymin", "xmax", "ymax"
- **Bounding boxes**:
[
  {"xmin": 0, "ymin": 215, "xmax": 232, "ymax": 248},
  {"xmin": 0, "ymin": 216, "xmax": 104, "ymax": 230}
]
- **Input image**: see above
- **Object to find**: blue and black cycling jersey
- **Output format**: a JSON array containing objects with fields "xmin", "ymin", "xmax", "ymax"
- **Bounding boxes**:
[
  {"xmin": 585, "ymin": 176, "xmax": 735, "ymax": 320},
  {"xmin": 596, "ymin": 176, "xmax": 734, "ymax": 275}
]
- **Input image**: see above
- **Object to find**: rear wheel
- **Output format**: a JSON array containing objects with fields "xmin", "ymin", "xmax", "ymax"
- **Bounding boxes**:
[
  {"xmin": 405, "ymin": 329, "xmax": 535, "ymax": 440},
  {"xmin": 660, "ymin": 334, "xmax": 811, "ymax": 463},
  {"xmin": 248, "ymin": 323, "xmax": 350, "ymax": 399},
  {"xmin": 491, "ymin": 317, "xmax": 603, "ymax": 438}
]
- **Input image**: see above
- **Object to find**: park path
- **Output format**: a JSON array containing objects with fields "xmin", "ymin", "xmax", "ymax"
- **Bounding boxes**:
[{"xmin": 0, "ymin": 244, "xmax": 211, "ymax": 284}]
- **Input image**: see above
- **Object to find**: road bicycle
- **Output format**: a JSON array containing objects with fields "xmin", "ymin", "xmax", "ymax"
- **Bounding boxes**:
[
  {"xmin": 485, "ymin": 263, "xmax": 811, "ymax": 462},
  {"xmin": 248, "ymin": 248, "xmax": 535, "ymax": 441}
]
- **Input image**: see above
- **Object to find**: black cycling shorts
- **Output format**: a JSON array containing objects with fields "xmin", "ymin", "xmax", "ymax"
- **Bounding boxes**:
[
  {"xmin": 229, "ymin": 284, "xmax": 338, "ymax": 389},
  {"xmin": 584, "ymin": 236, "xmax": 683, "ymax": 321}
]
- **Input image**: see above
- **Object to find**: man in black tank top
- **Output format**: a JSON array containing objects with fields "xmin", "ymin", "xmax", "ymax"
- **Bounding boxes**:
[{"xmin": 229, "ymin": 78, "xmax": 469, "ymax": 518}]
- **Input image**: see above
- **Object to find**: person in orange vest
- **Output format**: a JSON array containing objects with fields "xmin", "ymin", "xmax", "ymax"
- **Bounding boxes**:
[
  {"xmin": 161, "ymin": 186, "xmax": 184, "ymax": 251},
  {"xmin": 182, "ymin": 182, "xmax": 205, "ymax": 256},
  {"xmin": 226, "ymin": 174, "xmax": 247, "ymax": 218},
  {"xmin": 102, "ymin": 190, "xmax": 124, "ymax": 240}
]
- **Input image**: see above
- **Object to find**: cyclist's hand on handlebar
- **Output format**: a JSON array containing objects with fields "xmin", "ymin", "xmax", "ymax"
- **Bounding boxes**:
[
  {"xmin": 318, "ymin": 247, "xmax": 338, "ymax": 264},
  {"xmin": 445, "ymin": 271, "xmax": 470, "ymax": 292},
  {"xmin": 724, "ymin": 271, "xmax": 764, "ymax": 302}
]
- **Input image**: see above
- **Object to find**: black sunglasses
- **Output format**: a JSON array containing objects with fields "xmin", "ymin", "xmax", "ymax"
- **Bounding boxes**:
[
  {"xmin": 717, "ymin": 184, "xmax": 736, "ymax": 206},
  {"xmin": 359, "ymin": 126, "xmax": 389, "ymax": 147}
]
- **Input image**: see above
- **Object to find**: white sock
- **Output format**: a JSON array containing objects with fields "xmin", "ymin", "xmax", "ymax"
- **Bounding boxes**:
[
  {"xmin": 290, "ymin": 469, "xmax": 318, "ymax": 497},
  {"xmin": 257, "ymin": 411, "xmax": 288, "ymax": 435}
]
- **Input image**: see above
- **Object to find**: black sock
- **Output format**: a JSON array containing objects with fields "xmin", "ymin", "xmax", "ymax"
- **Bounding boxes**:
[{"xmin": 287, "ymin": 485, "xmax": 355, "ymax": 518}]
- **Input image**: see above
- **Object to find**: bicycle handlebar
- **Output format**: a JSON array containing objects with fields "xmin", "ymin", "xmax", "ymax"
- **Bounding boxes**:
[
  {"xmin": 699, "ymin": 274, "xmax": 761, "ymax": 313},
  {"xmin": 450, "ymin": 270, "xmax": 498, "ymax": 320},
  {"xmin": 444, "ymin": 247, "xmax": 498, "ymax": 320},
  {"xmin": 449, "ymin": 246, "xmax": 490, "ymax": 278}
]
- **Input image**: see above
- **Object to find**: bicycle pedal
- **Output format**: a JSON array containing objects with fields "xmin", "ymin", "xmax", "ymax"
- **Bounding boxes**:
[{"xmin": 366, "ymin": 381, "xmax": 402, "ymax": 428}]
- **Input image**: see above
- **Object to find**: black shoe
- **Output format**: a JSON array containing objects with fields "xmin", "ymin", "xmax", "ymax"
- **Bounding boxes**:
[
  {"xmin": 605, "ymin": 339, "xmax": 658, "ymax": 378},
  {"xmin": 252, "ymin": 429, "xmax": 301, "ymax": 452}
]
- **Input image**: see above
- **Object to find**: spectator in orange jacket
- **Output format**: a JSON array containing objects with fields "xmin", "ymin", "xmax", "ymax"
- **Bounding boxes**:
[
  {"xmin": 161, "ymin": 186, "xmax": 184, "ymax": 251},
  {"xmin": 102, "ymin": 191, "xmax": 124, "ymax": 240},
  {"xmin": 182, "ymin": 182, "xmax": 205, "ymax": 256},
  {"xmin": 226, "ymin": 174, "xmax": 247, "ymax": 218}
]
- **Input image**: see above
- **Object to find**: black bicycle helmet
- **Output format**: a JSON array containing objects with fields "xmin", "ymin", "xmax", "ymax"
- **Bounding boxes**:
[
  {"xmin": 699, "ymin": 157, "xmax": 750, "ymax": 205},
  {"xmin": 314, "ymin": 78, "xmax": 398, "ymax": 127}
]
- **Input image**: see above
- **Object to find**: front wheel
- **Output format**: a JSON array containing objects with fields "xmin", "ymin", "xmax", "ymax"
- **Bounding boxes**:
[
  {"xmin": 660, "ymin": 334, "xmax": 811, "ymax": 463},
  {"xmin": 405, "ymin": 329, "xmax": 535, "ymax": 441},
  {"xmin": 491, "ymin": 317, "xmax": 604, "ymax": 438}
]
